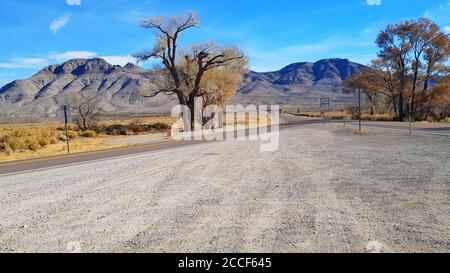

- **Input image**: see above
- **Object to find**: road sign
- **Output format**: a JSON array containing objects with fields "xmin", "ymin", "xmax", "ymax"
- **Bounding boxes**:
[
  {"xmin": 320, "ymin": 97, "xmax": 330, "ymax": 114},
  {"xmin": 320, "ymin": 97, "xmax": 330, "ymax": 108}
]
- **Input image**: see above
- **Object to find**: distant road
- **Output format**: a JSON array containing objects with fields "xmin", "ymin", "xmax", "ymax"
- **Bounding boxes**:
[
  {"xmin": 343, "ymin": 120, "xmax": 450, "ymax": 136},
  {"xmin": 1, "ymin": 116, "xmax": 449, "ymax": 176},
  {"xmin": 282, "ymin": 113, "xmax": 450, "ymax": 136}
]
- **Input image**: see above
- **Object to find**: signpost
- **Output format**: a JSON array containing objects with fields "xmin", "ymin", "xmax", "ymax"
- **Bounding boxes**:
[
  {"xmin": 60, "ymin": 105, "xmax": 71, "ymax": 155},
  {"xmin": 358, "ymin": 89, "xmax": 362, "ymax": 133},
  {"xmin": 320, "ymin": 97, "xmax": 330, "ymax": 115}
]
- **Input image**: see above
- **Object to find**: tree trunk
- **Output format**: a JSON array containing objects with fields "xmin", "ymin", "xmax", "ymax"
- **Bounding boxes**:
[
  {"xmin": 410, "ymin": 66, "xmax": 419, "ymax": 120},
  {"xmin": 392, "ymin": 96, "xmax": 398, "ymax": 115},
  {"xmin": 188, "ymin": 94, "xmax": 196, "ymax": 131},
  {"xmin": 398, "ymin": 93, "xmax": 404, "ymax": 121}
]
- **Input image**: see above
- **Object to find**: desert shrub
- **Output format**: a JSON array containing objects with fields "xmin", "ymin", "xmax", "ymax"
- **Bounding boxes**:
[
  {"xmin": 3, "ymin": 135, "xmax": 26, "ymax": 151},
  {"xmin": 38, "ymin": 138, "xmax": 51, "ymax": 148},
  {"xmin": 128, "ymin": 119, "xmax": 146, "ymax": 132},
  {"xmin": 346, "ymin": 106, "xmax": 360, "ymax": 120},
  {"xmin": 58, "ymin": 130, "xmax": 78, "ymax": 140},
  {"xmin": 66, "ymin": 130, "xmax": 79, "ymax": 139},
  {"xmin": 323, "ymin": 111, "xmax": 351, "ymax": 120},
  {"xmin": 27, "ymin": 139, "xmax": 41, "ymax": 151},
  {"xmin": 0, "ymin": 126, "xmax": 62, "ymax": 153},
  {"xmin": 145, "ymin": 122, "xmax": 171, "ymax": 131},
  {"xmin": 56, "ymin": 125, "xmax": 76, "ymax": 131},
  {"xmin": 80, "ymin": 130, "xmax": 98, "ymax": 138},
  {"xmin": 0, "ymin": 140, "xmax": 11, "ymax": 154},
  {"xmin": 362, "ymin": 114, "xmax": 396, "ymax": 121},
  {"xmin": 295, "ymin": 112, "xmax": 322, "ymax": 118},
  {"xmin": 100, "ymin": 122, "xmax": 171, "ymax": 135},
  {"xmin": 102, "ymin": 124, "xmax": 127, "ymax": 136}
]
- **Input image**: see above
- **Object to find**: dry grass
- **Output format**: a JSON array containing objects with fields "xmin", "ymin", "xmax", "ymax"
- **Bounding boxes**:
[
  {"xmin": 323, "ymin": 111, "xmax": 351, "ymax": 120},
  {"xmin": 361, "ymin": 113, "xmax": 396, "ymax": 121},
  {"xmin": 352, "ymin": 130, "xmax": 384, "ymax": 137},
  {"xmin": 0, "ymin": 125, "xmax": 62, "ymax": 153},
  {"xmin": 98, "ymin": 116, "xmax": 177, "ymax": 127},
  {"xmin": 295, "ymin": 112, "xmax": 323, "ymax": 118},
  {"xmin": 0, "ymin": 116, "xmax": 176, "ymax": 162},
  {"xmin": 94, "ymin": 117, "xmax": 175, "ymax": 136},
  {"xmin": 293, "ymin": 111, "xmax": 351, "ymax": 120},
  {"xmin": 294, "ymin": 111, "xmax": 396, "ymax": 121},
  {"xmin": 79, "ymin": 130, "xmax": 98, "ymax": 138},
  {"xmin": 0, "ymin": 135, "xmax": 125, "ymax": 162}
]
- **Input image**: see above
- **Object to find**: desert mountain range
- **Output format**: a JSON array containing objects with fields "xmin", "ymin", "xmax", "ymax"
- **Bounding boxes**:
[{"xmin": 0, "ymin": 58, "xmax": 366, "ymax": 117}]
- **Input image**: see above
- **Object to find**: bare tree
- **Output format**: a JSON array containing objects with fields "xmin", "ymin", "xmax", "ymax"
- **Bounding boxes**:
[
  {"xmin": 345, "ymin": 68, "xmax": 391, "ymax": 115},
  {"xmin": 133, "ymin": 12, "xmax": 247, "ymax": 130},
  {"xmin": 64, "ymin": 92, "xmax": 102, "ymax": 131}
]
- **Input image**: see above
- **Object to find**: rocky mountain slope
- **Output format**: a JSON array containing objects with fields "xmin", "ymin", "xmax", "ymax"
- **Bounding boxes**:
[
  {"xmin": 0, "ymin": 58, "xmax": 177, "ymax": 117},
  {"xmin": 0, "ymin": 58, "xmax": 366, "ymax": 118},
  {"xmin": 233, "ymin": 58, "xmax": 366, "ymax": 106}
]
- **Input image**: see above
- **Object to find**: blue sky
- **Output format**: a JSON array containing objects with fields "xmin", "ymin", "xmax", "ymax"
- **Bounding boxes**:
[{"xmin": 0, "ymin": 0, "xmax": 449, "ymax": 86}]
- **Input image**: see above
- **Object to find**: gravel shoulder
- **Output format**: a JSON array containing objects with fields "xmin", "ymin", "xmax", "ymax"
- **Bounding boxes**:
[
  {"xmin": 105, "ymin": 133, "xmax": 171, "ymax": 146},
  {"xmin": 0, "ymin": 123, "xmax": 449, "ymax": 253}
]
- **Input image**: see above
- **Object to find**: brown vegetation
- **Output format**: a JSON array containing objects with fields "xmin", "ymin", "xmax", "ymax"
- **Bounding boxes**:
[
  {"xmin": 294, "ymin": 111, "xmax": 396, "ymax": 121},
  {"xmin": 0, "ymin": 117, "xmax": 175, "ymax": 160},
  {"xmin": 0, "ymin": 126, "xmax": 61, "ymax": 154},
  {"xmin": 345, "ymin": 18, "xmax": 450, "ymax": 122},
  {"xmin": 63, "ymin": 92, "xmax": 103, "ymax": 131}
]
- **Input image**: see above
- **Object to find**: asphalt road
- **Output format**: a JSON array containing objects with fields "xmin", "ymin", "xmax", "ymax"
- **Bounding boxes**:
[
  {"xmin": 349, "ymin": 121, "xmax": 450, "ymax": 136},
  {"xmin": 0, "ymin": 140, "xmax": 205, "ymax": 176}
]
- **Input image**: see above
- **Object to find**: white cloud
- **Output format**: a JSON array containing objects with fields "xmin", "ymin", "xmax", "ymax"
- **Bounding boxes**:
[
  {"xmin": 444, "ymin": 26, "xmax": 450, "ymax": 34},
  {"xmin": 100, "ymin": 55, "xmax": 136, "ymax": 66},
  {"xmin": 50, "ymin": 15, "xmax": 70, "ymax": 34},
  {"xmin": 367, "ymin": 0, "xmax": 381, "ymax": 6},
  {"xmin": 47, "ymin": 52, "xmax": 136, "ymax": 66},
  {"xmin": 0, "ymin": 58, "xmax": 48, "ymax": 69},
  {"xmin": 0, "ymin": 52, "xmax": 137, "ymax": 70},
  {"xmin": 48, "ymin": 51, "xmax": 98, "ymax": 62},
  {"xmin": 66, "ymin": 0, "xmax": 81, "ymax": 6},
  {"xmin": 49, "ymin": 52, "xmax": 136, "ymax": 66}
]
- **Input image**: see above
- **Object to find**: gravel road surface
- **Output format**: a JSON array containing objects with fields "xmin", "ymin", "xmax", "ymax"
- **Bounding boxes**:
[{"xmin": 0, "ymin": 123, "xmax": 449, "ymax": 253}]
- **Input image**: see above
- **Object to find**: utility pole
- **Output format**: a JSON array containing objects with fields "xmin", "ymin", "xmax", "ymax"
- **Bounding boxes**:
[{"xmin": 63, "ymin": 105, "xmax": 70, "ymax": 155}]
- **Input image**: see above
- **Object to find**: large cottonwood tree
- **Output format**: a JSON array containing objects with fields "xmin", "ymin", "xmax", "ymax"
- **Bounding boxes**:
[
  {"xmin": 134, "ymin": 12, "xmax": 248, "ymax": 130},
  {"xmin": 347, "ymin": 18, "xmax": 449, "ymax": 121}
]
